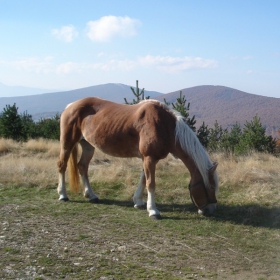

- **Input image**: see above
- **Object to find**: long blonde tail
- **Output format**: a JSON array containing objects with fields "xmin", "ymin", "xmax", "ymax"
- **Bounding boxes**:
[{"xmin": 68, "ymin": 144, "xmax": 80, "ymax": 194}]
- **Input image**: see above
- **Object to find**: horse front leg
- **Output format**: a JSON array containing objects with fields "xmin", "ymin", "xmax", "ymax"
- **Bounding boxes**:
[
  {"xmin": 133, "ymin": 170, "xmax": 146, "ymax": 209},
  {"xmin": 143, "ymin": 156, "xmax": 161, "ymax": 219},
  {"xmin": 78, "ymin": 139, "xmax": 99, "ymax": 203}
]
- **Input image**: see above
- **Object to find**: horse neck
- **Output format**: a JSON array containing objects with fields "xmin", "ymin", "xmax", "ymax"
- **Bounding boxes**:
[{"xmin": 174, "ymin": 147, "xmax": 205, "ymax": 185}]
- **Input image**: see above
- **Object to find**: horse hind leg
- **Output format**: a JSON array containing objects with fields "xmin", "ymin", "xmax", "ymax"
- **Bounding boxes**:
[
  {"xmin": 57, "ymin": 115, "xmax": 82, "ymax": 201},
  {"xmin": 133, "ymin": 170, "xmax": 146, "ymax": 209},
  {"xmin": 78, "ymin": 139, "xmax": 99, "ymax": 203},
  {"xmin": 57, "ymin": 150, "xmax": 71, "ymax": 201}
]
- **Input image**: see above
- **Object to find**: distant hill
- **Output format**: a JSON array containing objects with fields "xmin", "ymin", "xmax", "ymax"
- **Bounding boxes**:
[
  {"xmin": 0, "ymin": 82, "xmax": 57, "ymax": 97},
  {"xmin": 0, "ymin": 83, "xmax": 161, "ymax": 120},
  {"xmin": 0, "ymin": 83, "xmax": 279, "ymax": 137},
  {"xmin": 156, "ymin": 85, "xmax": 280, "ymax": 137}
]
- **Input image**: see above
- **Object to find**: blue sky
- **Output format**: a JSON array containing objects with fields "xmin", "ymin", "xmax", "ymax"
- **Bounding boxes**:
[{"xmin": 1, "ymin": 0, "xmax": 280, "ymax": 97}]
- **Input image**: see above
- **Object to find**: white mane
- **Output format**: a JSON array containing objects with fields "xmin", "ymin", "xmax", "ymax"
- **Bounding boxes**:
[{"xmin": 174, "ymin": 113, "xmax": 216, "ymax": 188}]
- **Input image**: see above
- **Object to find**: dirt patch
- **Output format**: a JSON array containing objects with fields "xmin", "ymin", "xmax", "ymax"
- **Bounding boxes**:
[{"xmin": 1, "ymin": 188, "xmax": 279, "ymax": 280}]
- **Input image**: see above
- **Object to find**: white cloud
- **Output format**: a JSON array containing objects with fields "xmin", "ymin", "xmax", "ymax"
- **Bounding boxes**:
[
  {"xmin": 138, "ymin": 55, "xmax": 218, "ymax": 72},
  {"xmin": 0, "ymin": 54, "xmax": 217, "ymax": 76},
  {"xmin": 100, "ymin": 59, "xmax": 136, "ymax": 71},
  {"xmin": 86, "ymin": 16, "xmax": 141, "ymax": 42},
  {"xmin": 0, "ymin": 57, "xmax": 54, "ymax": 73},
  {"xmin": 56, "ymin": 62, "xmax": 81, "ymax": 74},
  {"xmin": 56, "ymin": 59, "xmax": 136, "ymax": 74},
  {"xmin": 242, "ymin": 56, "xmax": 253, "ymax": 60},
  {"xmin": 52, "ymin": 25, "xmax": 78, "ymax": 42}
]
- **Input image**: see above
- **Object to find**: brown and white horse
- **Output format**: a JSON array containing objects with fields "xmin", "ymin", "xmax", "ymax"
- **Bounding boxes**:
[{"xmin": 57, "ymin": 97, "xmax": 219, "ymax": 219}]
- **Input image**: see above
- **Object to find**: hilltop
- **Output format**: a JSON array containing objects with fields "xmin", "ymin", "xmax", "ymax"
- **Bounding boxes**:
[{"xmin": 0, "ymin": 83, "xmax": 279, "ymax": 137}]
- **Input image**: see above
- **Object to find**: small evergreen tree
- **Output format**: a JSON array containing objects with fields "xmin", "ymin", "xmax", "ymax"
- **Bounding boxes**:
[
  {"xmin": 35, "ymin": 114, "xmax": 60, "ymax": 140},
  {"xmin": 0, "ymin": 104, "xmax": 23, "ymax": 141},
  {"xmin": 124, "ymin": 80, "xmax": 149, "ymax": 104},
  {"xmin": 236, "ymin": 115, "xmax": 276, "ymax": 154},
  {"xmin": 220, "ymin": 122, "xmax": 243, "ymax": 155},
  {"xmin": 208, "ymin": 121, "xmax": 227, "ymax": 152},
  {"xmin": 197, "ymin": 121, "xmax": 210, "ymax": 148},
  {"xmin": 20, "ymin": 111, "xmax": 36, "ymax": 140},
  {"xmin": 164, "ymin": 91, "xmax": 196, "ymax": 132}
]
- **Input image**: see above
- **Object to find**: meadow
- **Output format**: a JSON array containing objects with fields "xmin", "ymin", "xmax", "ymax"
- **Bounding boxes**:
[{"xmin": 0, "ymin": 138, "xmax": 279, "ymax": 279}]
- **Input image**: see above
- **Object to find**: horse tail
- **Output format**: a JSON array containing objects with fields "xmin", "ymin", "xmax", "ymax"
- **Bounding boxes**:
[{"xmin": 68, "ymin": 143, "xmax": 80, "ymax": 194}]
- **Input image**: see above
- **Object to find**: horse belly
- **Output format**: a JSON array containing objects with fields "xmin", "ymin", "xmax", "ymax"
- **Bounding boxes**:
[
  {"xmin": 84, "ymin": 129, "xmax": 141, "ymax": 158},
  {"xmin": 96, "ymin": 140, "xmax": 141, "ymax": 158}
]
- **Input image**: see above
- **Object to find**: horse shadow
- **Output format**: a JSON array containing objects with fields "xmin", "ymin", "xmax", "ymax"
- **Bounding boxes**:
[{"xmin": 80, "ymin": 198, "xmax": 280, "ymax": 229}]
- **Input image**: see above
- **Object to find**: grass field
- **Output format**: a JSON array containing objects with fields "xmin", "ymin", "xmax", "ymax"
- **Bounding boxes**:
[{"xmin": 0, "ymin": 138, "xmax": 280, "ymax": 279}]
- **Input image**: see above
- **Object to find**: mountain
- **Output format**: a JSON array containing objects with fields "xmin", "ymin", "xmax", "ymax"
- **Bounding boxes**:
[
  {"xmin": 156, "ymin": 85, "xmax": 280, "ymax": 137},
  {"xmin": 0, "ymin": 83, "xmax": 162, "ymax": 120},
  {"xmin": 0, "ymin": 83, "xmax": 279, "ymax": 137},
  {"xmin": 0, "ymin": 82, "xmax": 57, "ymax": 97}
]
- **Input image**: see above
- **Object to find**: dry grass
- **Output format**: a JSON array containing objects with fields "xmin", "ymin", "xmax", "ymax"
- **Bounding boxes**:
[
  {"xmin": 0, "ymin": 138, "xmax": 279, "ymax": 207},
  {"xmin": 0, "ymin": 138, "xmax": 19, "ymax": 154},
  {"xmin": 0, "ymin": 138, "xmax": 60, "ymax": 188},
  {"xmin": 25, "ymin": 138, "xmax": 61, "ymax": 157},
  {"xmin": 215, "ymin": 152, "xmax": 280, "ymax": 206}
]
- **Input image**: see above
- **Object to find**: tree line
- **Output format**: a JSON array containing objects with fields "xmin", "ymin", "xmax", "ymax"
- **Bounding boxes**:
[
  {"xmin": 0, "ymin": 104, "xmax": 60, "ymax": 141},
  {"xmin": 0, "ymin": 81, "xmax": 277, "ymax": 155}
]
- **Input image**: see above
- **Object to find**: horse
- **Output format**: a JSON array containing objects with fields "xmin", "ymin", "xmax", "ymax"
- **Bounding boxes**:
[{"xmin": 57, "ymin": 97, "xmax": 219, "ymax": 219}]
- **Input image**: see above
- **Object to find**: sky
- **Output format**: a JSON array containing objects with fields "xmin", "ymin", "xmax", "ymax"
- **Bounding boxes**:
[{"xmin": 0, "ymin": 0, "xmax": 280, "ymax": 97}]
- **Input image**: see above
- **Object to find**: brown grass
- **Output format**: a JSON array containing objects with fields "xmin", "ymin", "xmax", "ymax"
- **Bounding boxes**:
[
  {"xmin": 215, "ymin": 152, "xmax": 280, "ymax": 206},
  {"xmin": 0, "ymin": 138, "xmax": 19, "ymax": 153},
  {"xmin": 0, "ymin": 138, "xmax": 279, "ymax": 206}
]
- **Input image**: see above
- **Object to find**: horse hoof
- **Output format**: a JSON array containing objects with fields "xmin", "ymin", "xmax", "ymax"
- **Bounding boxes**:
[
  {"xmin": 59, "ymin": 197, "xmax": 69, "ymax": 202},
  {"xmin": 150, "ymin": 214, "xmax": 162, "ymax": 220},
  {"xmin": 134, "ymin": 204, "xmax": 146, "ymax": 210},
  {"xmin": 89, "ymin": 198, "xmax": 99, "ymax": 203}
]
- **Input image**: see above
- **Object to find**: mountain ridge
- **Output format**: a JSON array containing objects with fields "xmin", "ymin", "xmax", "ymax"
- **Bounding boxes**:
[
  {"xmin": 0, "ymin": 83, "xmax": 161, "ymax": 118},
  {"xmin": 0, "ymin": 83, "xmax": 279, "ymax": 137},
  {"xmin": 0, "ymin": 82, "xmax": 58, "ymax": 97},
  {"xmin": 156, "ymin": 85, "xmax": 280, "ymax": 136}
]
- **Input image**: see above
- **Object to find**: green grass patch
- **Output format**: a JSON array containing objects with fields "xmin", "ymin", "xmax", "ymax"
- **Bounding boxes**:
[{"xmin": 1, "ymin": 179, "xmax": 280, "ymax": 279}]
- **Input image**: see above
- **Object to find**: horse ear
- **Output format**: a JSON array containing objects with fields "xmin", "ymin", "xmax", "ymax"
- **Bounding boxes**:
[{"xmin": 209, "ymin": 162, "xmax": 218, "ymax": 174}]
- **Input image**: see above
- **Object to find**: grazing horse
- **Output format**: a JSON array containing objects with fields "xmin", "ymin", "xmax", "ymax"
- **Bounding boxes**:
[{"xmin": 57, "ymin": 97, "xmax": 219, "ymax": 219}]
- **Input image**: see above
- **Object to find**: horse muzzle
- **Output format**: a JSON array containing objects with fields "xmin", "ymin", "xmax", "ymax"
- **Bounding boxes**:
[{"xmin": 198, "ymin": 203, "xmax": 217, "ymax": 216}]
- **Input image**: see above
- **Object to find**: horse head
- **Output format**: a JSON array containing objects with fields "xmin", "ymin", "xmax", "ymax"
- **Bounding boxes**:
[{"xmin": 189, "ymin": 162, "xmax": 218, "ymax": 216}]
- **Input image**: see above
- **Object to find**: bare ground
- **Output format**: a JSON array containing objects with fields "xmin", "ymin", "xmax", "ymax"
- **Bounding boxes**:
[{"xmin": 1, "ymin": 187, "xmax": 279, "ymax": 280}]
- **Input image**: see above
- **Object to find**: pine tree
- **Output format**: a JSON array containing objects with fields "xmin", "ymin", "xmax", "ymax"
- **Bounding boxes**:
[
  {"xmin": 164, "ymin": 91, "xmax": 196, "ymax": 132},
  {"xmin": 236, "ymin": 115, "xmax": 276, "ymax": 154},
  {"xmin": 124, "ymin": 80, "xmax": 149, "ymax": 104},
  {"xmin": 20, "ymin": 111, "xmax": 36, "ymax": 140},
  {"xmin": 36, "ymin": 114, "xmax": 60, "ymax": 140},
  {"xmin": 221, "ymin": 122, "xmax": 243, "ymax": 154},
  {"xmin": 197, "ymin": 121, "xmax": 210, "ymax": 148},
  {"xmin": 0, "ymin": 104, "xmax": 23, "ymax": 141},
  {"xmin": 208, "ymin": 121, "xmax": 227, "ymax": 152}
]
